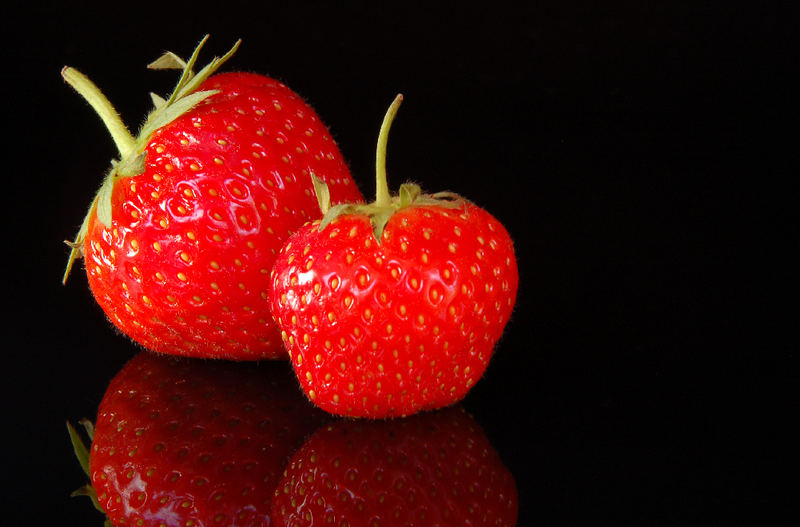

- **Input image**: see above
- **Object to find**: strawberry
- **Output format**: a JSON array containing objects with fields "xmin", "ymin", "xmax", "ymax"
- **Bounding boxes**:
[
  {"xmin": 269, "ymin": 95, "xmax": 519, "ymax": 418},
  {"xmin": 62, "ymin": 36, "xmax": 363, "ymax": 360},
  {"xmin": 68, "ymin": 351, "xmax": 327, "ymax": 527},
  {"xmin": 272, "ymin": 406, "xmax": 519, "ymax": 526}
]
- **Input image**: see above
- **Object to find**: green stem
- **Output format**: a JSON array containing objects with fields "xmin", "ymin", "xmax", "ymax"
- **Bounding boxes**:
[
  {"xmin": 61, "ymin": 67, "xmax": 136, "ymax": 158},
  {"xmin": 375, "ymin": 94, "xmax": 404, "ymax": 207}
]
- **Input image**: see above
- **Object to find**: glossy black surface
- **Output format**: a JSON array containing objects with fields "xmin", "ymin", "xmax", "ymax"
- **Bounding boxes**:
[{"xmin": 6, "ymin": 3, "xmax": 790, "ymax": 525}]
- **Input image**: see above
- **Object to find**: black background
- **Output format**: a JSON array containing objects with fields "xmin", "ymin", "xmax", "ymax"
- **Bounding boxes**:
[{"xmin": 3, "ymin": 1, "xmax": 793, "ymax": 525}]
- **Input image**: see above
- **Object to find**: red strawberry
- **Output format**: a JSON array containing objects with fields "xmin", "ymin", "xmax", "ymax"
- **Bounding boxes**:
[
  {"xmin": 269, "ymin": 95, "xmax": 519, "ymax": 417},
  {"xmin": 68, "ymin": 351, "xmax": 327, "ymax": 527},
  {"xmin": 272, "ymin": 406, "xmax": 519, "ymax": 526},
  {"xmin": 62, "ymin": 36, "xmax": 363, "ymax": 360}
]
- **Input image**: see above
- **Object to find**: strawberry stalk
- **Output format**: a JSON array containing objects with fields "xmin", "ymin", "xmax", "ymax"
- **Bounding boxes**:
[
  {"xmin": 314, "ymin": 93, "xmax": 463, "ymax": 241},
  {"xmin": 61, "ymin": 35, "xmax": 240, "ymax": 283},
  {"xmin": 60, "ymin": 68, "xmax": 136, "ymax": 158},
  {"xmin": 374, "ymin": 94, "xmax": 404, "ymax": 208}
]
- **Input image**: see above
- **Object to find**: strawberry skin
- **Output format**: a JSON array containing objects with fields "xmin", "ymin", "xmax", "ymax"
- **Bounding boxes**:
[
  {"xmin": 272, "ymin": 406, "xmax": 519, "ymax": 526},
  {"xmin": 270, "ymin": 201, "xmax": 518, "ymax": 417},
  {"xmin": 79, "ymin": 70, "xmax": 362, "ymax": 359},
  {"xmin": 87, "ymin": 352, "xmax": 327, "ymax": 527}
]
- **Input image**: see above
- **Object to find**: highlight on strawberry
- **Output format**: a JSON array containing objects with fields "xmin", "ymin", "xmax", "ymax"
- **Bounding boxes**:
[
  {"xmin": 67, "ymin": 352, "xmax": 328, "ymax": 527},
  {"xmin": 269, "ymin": 95, "xmax": 519, "ymax": 418},
  {"xmin": 61, "ymin": 36, "xmax": 363, "ymax": 360},
  {"xmin": 272, "ymin": 406, "xmax": 519, "ymax": 526}
]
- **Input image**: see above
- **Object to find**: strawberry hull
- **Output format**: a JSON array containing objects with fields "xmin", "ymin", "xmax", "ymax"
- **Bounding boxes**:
[{"xmin": 83, "ymin": 72, "xmax": 362, "ymax": 360}]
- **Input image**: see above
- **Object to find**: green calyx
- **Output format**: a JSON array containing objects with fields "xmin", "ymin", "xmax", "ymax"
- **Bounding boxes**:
[
  {"xmin": 62, "ymin": 35, "xmax": 241, "ymax": 283},
  {"xmin": 67, "ymin": 419, "xmax": 112, "ymax": 527},
  {"xmin": 313, "ymin": 94, "xmax": 464, "ymax": 242}
]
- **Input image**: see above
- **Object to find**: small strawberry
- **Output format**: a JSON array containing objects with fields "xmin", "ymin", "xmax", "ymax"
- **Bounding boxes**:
[
  {"xmin": 269, "ymin": 95, "xmax": 519, "ymax": 418},
  {"xmin": 68, "ymin": 352, "xmax": 327, "ymax": 527},
  {"xmin": 62, "ymin": 36, "xmax": 363, "ymax": 360},
  {"xmin": 272, "ymin": 406, "xmax": 519, "ymax": 526}
]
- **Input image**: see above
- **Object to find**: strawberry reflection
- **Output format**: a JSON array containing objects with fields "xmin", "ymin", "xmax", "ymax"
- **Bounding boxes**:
[
  {"xmin": 272, "ymin": 406, "xmax": 519, "ymax": 527},
  {"xmin": 70, "ymin": 352, "xmax": 327, "ymax": 527}
]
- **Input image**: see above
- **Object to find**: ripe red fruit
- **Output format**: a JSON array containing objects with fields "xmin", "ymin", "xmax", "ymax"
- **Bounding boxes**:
[
  {"xmin": 272, "ymin": 406, "xmax": 519, "ymax": 526},
  {"xmin": 68, "ymin": 352, "xmax": 327, "ymax": 527},
  {"xmin": 62, "ymin": 36, "xmax": 362, "ymax": 359},
  {"xmin": 269, "ymin": 95, "xmax": 518, "ymax": 417}
]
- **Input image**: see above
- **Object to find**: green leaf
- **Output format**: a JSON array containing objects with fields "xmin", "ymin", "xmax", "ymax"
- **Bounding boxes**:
[
  {"xmin": 311, "ymin": 174, "xmax": 331, "ymax": 215},
  {"xmin": 147, "ymin": 51, "xmax": 188, "ymax": 71},
  {"xmin": 318, "ymin": 203, "xmax": 354, "ymax": 232},
  {"xmin": 149, "ymin": 92, "xmax": 167, "ymax": 109},
  {"xmin": 95, "ymin": 175, "xmax": 115, "ymax": 227},
  {"xmin": 371, "ymin": 209, "xmax": 394, "ymax": 242},
  {"xmin": 66, "ymin": 421, "xmax": 91, "ymax": 477},
  {"xmin": 398, "ymin": 183, "xmax": 421, "ymax": 207},
  {"xmin": 173, "ymin": 39, "xmax": 241, "ymax": 102},
  {"xmin": 164, "ymin": 34, "xmax": 210, "ymax": 106},
  {"xmin": 79, "ymin": 418, "xmax": 95, "ymax": 441},
  {"xmin": 138, "ymin": 89, "xmax": 218, "ymax": 141}
]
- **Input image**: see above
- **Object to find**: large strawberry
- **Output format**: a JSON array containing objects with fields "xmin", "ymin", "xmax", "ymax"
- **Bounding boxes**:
[
  {"xmin": 62, "ymin": 36, "xmax": 362, "ymax": 360},
  {"xmin": 269, "ymin": 95, "xmax": 519, "ymax": 418},
  {"xmin": 68, "ymin": 352, "xmax": 327, "ymax": 527},
  {"xmin": 272, "ymin": 406, "xmax": 519, "ymax": 526}
]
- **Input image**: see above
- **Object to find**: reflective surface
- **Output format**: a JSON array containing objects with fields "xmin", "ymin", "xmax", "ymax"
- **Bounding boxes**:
[
  {"xmin": 11, "ymin": 3, "xmax": 787, "ymax": 526},
  {"xmin": 70, "ymin": 352, "xmax": 518, "ymax": 526}
]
